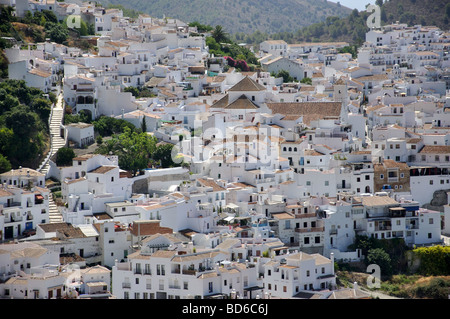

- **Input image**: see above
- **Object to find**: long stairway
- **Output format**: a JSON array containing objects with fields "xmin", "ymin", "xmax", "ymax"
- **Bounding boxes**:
[
  {"xmin": 40, "ymin": 93, "xmax": 66, "ymax": 176},
  {"xmin": 48, "ymin": 193, "xmax": 63, "ymax": 224},
  {"xmin": 40, "ymin": 93, "xmax": 66, "ymax": 223}
]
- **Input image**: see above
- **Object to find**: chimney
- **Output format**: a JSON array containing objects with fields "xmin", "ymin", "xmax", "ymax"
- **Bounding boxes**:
[{"xmin": 330, "ymin": 252, "xmax": 335, "ymax": 274}]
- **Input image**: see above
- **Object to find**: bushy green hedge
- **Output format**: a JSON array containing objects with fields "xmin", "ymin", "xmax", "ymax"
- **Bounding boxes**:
[{"xmin": 413, "ymin": 246, "xmax": 450, "ymax": 276}]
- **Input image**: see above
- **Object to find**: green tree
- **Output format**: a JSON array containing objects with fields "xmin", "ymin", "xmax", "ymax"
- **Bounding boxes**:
[
  {"xmin": 0, "ymin": 127, "xmax": 14, "ymax": 155},
  {"xmin": 123, "ymin": 86, "xmax": 140, "ymax": 97},
  {"xmin": 300, "ymin": 77, "xmax": 312, "ymax": 85},
  {"xmin": 96, "ymin": 127, "xmax": 157, "ymax": 176},
  {"xmin": 153, "ymin": 143, "xmax": 181, "ymax": 168},
  {"xmin": 188, "ymin": 21, "xmax": 213, "ymax": 33},
  {"xmin": 0, "ymin": 154, "xmax": 11, "ymax": 173},
  {"xmin": 367, "ymin": 248, "xmax": 393, "ymax": 278},
  {"xmin": 55, "ymin": 147, "xmax": 75, "ymax": 166},
  {"xmin": 141, "ymin": 117, "xmax": 147, "ymax": 133},
  {"xmin": 276, "ymin": 70, "xmax": 294, "ymax": 83},
  {"xmin": 92, "ymin": 116, "xmax": 137, "ymax": 137},
  {"xmin": 46, "ymin": 22, "xmax": 68, "ymax": 44},
  {"xmin": 30, "ymin": 97, "xmax": 52, "ymax": 122},
  {"xmin": 413, "ymin": 245, "xmax": 450, "ymax": 276},
  {"xmin": 211, "ymin": 25, "xmax": 229, "ymax": 44}
]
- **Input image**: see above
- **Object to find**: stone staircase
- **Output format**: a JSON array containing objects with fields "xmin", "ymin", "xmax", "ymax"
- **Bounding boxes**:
[
  {"xmin": 40, "ymin": 93, "xmax": 66, "ymax": 223},
  {"xmin": 39, "ymin": 93, "xmax": 66, "ymax": 176},
  {"xmin": 48, "ymin": 194, "xmax": 63, "ymax": 224}
]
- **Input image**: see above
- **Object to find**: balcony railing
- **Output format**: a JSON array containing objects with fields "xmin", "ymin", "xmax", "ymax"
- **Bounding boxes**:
[
  {"xmin": 295, "ymin": 213, "xmax": 317, "ymax": 219},
  {"xmin": 296, "ymin": 227, "xmax": 325, "ymax": 233},
  {"xmin": 122, "ymin": 282, "xmax": 131, "ymax": 289},
  {"xmin": 337, "ymin": 183, "xmax": 351, "ymax": 189}
]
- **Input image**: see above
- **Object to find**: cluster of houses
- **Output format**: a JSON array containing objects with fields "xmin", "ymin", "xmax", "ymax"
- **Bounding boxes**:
[{"xmin": 0, "ymin": 0, "xmax": 449, "ymax": 300}]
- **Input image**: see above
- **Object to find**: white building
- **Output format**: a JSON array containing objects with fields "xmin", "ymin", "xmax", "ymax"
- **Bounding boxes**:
[
  {"xmin": 112, "ymin": 244, "xmax": 261, "ymax": 299},
  {"xmin": 0, "ymin": 242, "xmax": 65, "ymax": 299},
  {"xmin": 262, "ymin": 251, "xmax": 336, "ymax": 299}
]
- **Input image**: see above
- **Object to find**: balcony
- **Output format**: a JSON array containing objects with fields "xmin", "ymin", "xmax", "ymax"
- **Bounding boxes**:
[
  {"xmin": 122, "ymin": 282, "xmax": 131, "ymax": 289},
  {"xmin": 295, "ymin": 213, "xmax": 317, "ymax": 219},
  {"xmin": 336, "ymin": 183, "xmax": 351, "ymax": 189},
  {"xmin": 295, "ymin": 227, "xmax": 325, "ymax": 233}
]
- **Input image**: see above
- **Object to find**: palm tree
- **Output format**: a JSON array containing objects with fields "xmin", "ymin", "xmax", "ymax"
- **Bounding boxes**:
[{"xmin": 211, "ymin": 25, "xmax": 229, "ymax": 44}]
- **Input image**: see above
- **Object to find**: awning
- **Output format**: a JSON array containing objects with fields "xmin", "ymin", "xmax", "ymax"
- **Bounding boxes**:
[{"xmin": 224, "ymin": 216, "xmax": 234, "ymax": 222}]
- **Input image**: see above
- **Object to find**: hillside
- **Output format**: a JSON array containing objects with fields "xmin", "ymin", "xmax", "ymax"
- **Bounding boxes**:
[
  {"xmin": 98, "ymin": 0, "xmax": 352, "ymax": 34},
  {"xmin": 382, "ymin": 0, "xmax": 450, "ymax": 31},
  {"xmin": 249, "ymin": 0, "xmax": 450, "ymax": 46}
]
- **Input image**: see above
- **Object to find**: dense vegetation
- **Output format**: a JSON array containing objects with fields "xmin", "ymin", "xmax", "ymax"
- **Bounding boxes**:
[
  {"xmin": 412, "ymin": 245, "xmax": 450, "ymax": 276},
  {"xmin": 192, "ymin": 24, "xmax": 260, "ymax": 72},
  {"xmin": 95, "ymin": 127, "xmax": 182, "ymax": 175},
  {"xmin": 0, "ymin": 5, "xmax": 95, "ymax": 50},
  {"xmin": 341, "ymin": 236, "xmax": 450, "ymax": 299},
  {"xmin": 348, "ymin": 235, "xmax": 410, "ymax": 279},
  {"xmin": 233, "ymin": 0, "xmax": 450, "ymax": 46},
  {"xmin": 99, "ymin": 0, "xmax": 352, "ymax": 34},
  {"xmin": 0, "ymin": 80, "xmax": 55, "ymax": 171}
]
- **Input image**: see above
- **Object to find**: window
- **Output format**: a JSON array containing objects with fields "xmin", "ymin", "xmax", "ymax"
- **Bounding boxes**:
[
  {"xmin": 157, "ymin": 264, "xmax": 165, "ymax": 276},
  {"xmin": 285, "ymin": 220, "xmax": 290, "ymax": 229},
  {"xmin": 429, "ymin": 218, "xmax": 434, "ymax": 224},
  {"xmin": 380, "ymin": 174, "xmax": 384, "ymax": 179},
  {"xmin": 306, "ymin": 270, "xmax": 310, "ymax": 277},
  {"xmin": 325, "ymin": 181, "xmax": 329, "ymax": 186},
  {"xmin": 304, "ymin": 237, "xmax": 310, "ymax": 244},
  {"xmin": 145, "ymin": 264, "xmax": 151, "ymax": 275},
  {"xmin": 430, "ymin": 180, "xmax": 433, "ymax": 185},
  {"xmin": 365, "ymin": 175, "xmax": 370, "ymax": 180}
]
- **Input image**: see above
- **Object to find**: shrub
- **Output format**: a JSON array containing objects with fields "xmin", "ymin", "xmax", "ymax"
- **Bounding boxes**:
[
  {"xmin": 55, "ymin": 147, "xmax": 75, "ymax": 166},
  {"xmin": 413, "ymin": 245, "xmax": 450, "ymax": 276},
  {"xmin": 413, "ymin": 277, "xmax": 450, "ymax": 299}
]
